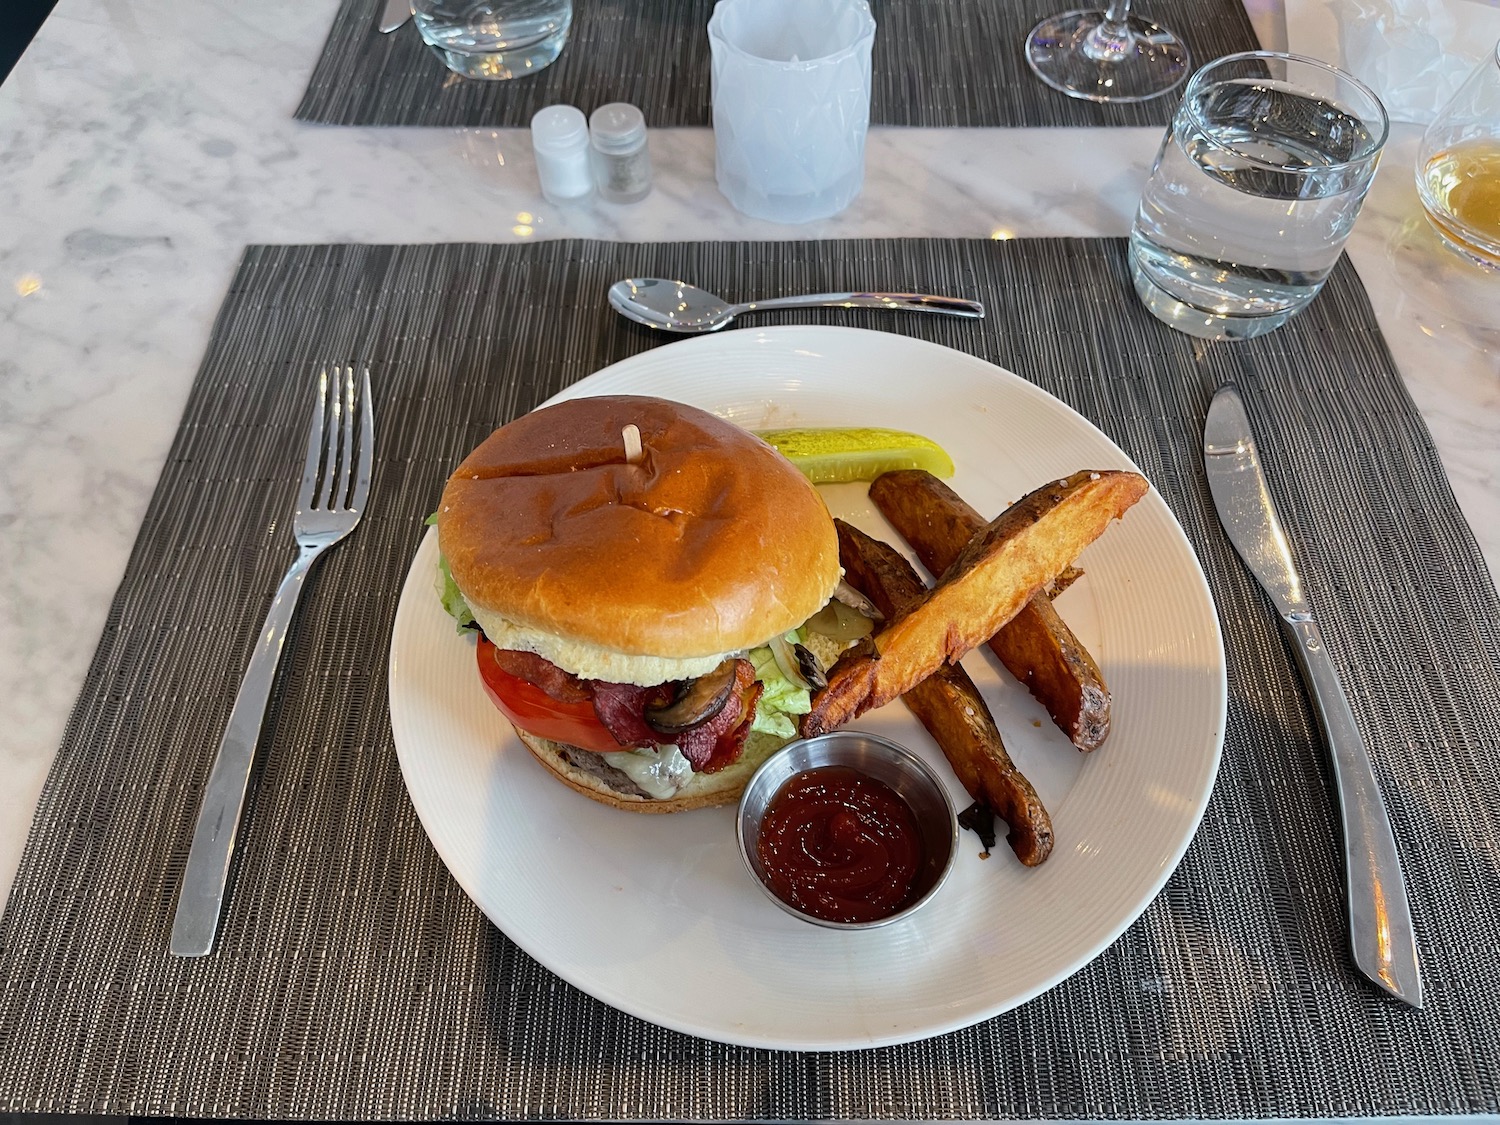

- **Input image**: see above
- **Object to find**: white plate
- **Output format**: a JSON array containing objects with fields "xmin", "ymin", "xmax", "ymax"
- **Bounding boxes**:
[{"xmin": 388, "ymin": 326, "xmax": 1226, "ymax": 1051}]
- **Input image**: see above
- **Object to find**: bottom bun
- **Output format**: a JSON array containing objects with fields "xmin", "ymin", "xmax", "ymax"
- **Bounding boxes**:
[{"xmin": 514, "ymin": 727, "xmax": 788, "ymax": 814}]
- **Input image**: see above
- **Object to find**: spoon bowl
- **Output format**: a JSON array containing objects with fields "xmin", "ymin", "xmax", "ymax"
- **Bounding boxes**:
[{"xmin": 608, "ymin": 278, "xmax": 984, "ymax": 334}]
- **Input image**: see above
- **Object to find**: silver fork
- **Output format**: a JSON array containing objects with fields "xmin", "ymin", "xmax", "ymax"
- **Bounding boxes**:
[{"xmin": 170, "ymin": 366, "xmax": 374, "ymax": 957}]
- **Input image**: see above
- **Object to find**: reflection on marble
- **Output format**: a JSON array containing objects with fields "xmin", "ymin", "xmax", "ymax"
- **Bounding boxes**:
[{"xmin": 0, "ymin": 0, "xmax": 1495, "ymax": 909}]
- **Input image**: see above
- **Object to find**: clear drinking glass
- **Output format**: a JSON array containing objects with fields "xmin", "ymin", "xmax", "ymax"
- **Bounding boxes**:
[
  {"xmin": 707, "ymin": 0, "xmax": 876, "ymax": 223},
  {"xmin": 412, "ymin": 0, "xmax": 572, "ymax": 80},
  {"xmin": 1416, "ymin": 38, "xmax": 1500, "ymax": 269},
  {"xmin": 1025, "ymin": 0, "xmax": 1189, "ymax": 102},
  {"xmin": 1128, "ymin": 51, "xmax": 1388, "ymax": 340}
]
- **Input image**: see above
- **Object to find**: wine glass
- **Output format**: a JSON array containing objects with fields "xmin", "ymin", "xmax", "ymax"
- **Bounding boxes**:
[
  {"xmin": 1025, "ymin": 0, "xmax": 1190, "ymax": 103},
  {"xmin": 1416, "ymin": 37, "xmax": 1500, "ymax": 269}
]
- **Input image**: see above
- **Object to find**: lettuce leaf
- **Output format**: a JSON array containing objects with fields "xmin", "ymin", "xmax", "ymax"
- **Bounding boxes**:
[
  {"xmin": 426, "ymin": 510, "xmax": 478, "ymax": 632},
  {"xmin": 435, "ymin": 555, "xmax": 475, "ymax": 631},
  {"xmin": 747, "ymin": 639, "xmax": 812, "ymax": 739}
]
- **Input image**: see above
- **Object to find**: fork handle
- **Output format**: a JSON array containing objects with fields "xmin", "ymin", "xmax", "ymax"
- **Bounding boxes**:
[{"xmin": 170, "ymin": 547, "xmax": 318, "ymax": 957}]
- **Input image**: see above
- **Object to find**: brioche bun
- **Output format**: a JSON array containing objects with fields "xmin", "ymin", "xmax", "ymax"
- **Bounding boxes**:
[{"xmin": 437, "ymin": 395, "xmax": 840, "ymax": 684}]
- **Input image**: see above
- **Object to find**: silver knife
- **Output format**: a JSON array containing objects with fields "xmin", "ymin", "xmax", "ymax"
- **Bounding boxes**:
[
  {"xmin": 1203, "ymin": 384, "xmax": 1422, "ymax": 1008},
  {"xmin": 378, "ymin": 0, "xmax": 411, "ymax": 33}
]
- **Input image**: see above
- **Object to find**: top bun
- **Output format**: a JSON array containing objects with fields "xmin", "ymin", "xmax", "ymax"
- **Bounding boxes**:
[{"xmin": 437, "ymin": 395, "xmax": 840, "ymax": 680}]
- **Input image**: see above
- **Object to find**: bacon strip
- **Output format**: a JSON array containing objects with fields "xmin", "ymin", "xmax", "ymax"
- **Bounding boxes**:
[
  {"xmin": 495, "ymin": 648, "xmax": 764, "ymax": 773},
  {"xmin": 590, "ymin": 660, "xmax": 761, "ymax": 772},
  {"xmin": 490, "ymin": 648, "xmax": 591, "ymax": 703},
  {"xmin": 590, "ymin": 681, "xmax": 672, "ymax": 749},
  {"xmin": 676, "ymin": 666, "xmax": 762, "ymax": 773}
]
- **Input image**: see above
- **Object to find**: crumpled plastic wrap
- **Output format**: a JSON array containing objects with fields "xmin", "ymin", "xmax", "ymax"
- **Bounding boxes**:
[{"xmin": 1335, "ymin": 0, "xmax": 1500, "ymax": 123}]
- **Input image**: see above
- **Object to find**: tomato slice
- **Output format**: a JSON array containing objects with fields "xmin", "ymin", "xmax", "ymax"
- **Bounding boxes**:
[{"xmin": 475, "ymin": 637, "xmax": 622, "ymax": 753}]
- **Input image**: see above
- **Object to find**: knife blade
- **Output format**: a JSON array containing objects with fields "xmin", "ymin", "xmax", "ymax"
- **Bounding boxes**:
[
  {"xmin": 378, "ymin": 0, "xmax": 411, "ymax": 33},
  {"xmin": 1203, "ymin": 384, "xmax": 1422, "ymax": 1008}
]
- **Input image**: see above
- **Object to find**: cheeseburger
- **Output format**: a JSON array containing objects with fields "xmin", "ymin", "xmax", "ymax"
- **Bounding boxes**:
[{"xmin": 434, "ymin": 395, "xmax": 864, "ymax": 812}]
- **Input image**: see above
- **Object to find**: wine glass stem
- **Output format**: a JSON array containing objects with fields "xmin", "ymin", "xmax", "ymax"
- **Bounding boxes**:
[{"xmin": 1084, "ymin": 0, "xmax": 1137, "ymax": 62}]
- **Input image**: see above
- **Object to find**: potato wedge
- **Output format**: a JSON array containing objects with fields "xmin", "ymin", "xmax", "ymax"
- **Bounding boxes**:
[
  {"xmin": 802, "ymin": 469, "xmax": 1147, "ymax": 736},
  {"xmin": 836, "ymin": 520, "xmax": 1053, "ymax": 865},
  {"xmin": 870, "ymin": 470, "xmax": 1111, "ymax": 751}
]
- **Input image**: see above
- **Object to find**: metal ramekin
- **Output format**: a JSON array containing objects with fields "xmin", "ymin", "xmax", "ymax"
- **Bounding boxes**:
[{"xmin": 736, "ymin": 730, "xmax": 959, "ymax": 930}]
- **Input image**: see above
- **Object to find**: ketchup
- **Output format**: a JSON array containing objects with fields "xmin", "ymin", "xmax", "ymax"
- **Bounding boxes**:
[{"xmin": 757, "ymin": 766, "xmax": 924, "ymax": 924}]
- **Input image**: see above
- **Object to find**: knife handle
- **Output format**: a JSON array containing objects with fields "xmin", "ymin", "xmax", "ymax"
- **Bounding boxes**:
[{"xmin": 1281, "ymin": 613, "xmax": 1423, "ymax": 1007}]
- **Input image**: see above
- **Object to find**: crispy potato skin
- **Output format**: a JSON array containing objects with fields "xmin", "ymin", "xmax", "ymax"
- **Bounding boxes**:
[
  {"xmin": 803, "ymin": 470, "xmax": 1147, "ymax": 737},
  {"xmin": 836, "ymin": 521, "xmax": 1053, "ymax": 866},
  {"xmin": 870, "ymin": 471, "xmax": 1114, "ymax": 751}
]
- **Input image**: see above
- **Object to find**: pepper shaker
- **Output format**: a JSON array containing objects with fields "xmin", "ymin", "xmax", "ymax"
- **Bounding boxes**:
[
  {"xmin": 589, "ymin": 102, "xmax": 652, "ymax": 204},
  {"xmin": 531, "ymin": 105, "xmax": 594, "ymax": 204}
]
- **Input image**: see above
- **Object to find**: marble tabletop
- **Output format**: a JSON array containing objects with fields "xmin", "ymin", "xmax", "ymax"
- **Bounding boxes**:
[{"xmin": 1, "ymin": 0, "xmax": 1496, "ymax": 930}]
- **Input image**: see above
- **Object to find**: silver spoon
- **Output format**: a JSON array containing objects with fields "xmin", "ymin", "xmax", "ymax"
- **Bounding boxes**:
[{"xmin": 608, "ymin": 278, "xmax": 985, "ymax": 334}]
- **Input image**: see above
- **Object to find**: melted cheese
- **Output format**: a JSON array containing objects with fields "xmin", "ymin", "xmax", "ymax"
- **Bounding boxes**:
[{"xmin": 612, "ymin": 745, "xmax": 696, "ymax": 799}]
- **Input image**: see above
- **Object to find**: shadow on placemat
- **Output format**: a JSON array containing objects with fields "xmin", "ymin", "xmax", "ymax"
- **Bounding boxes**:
[
  {"xmin": 1, "ymin": 239, "xmax": 1498, "ymax": 1120},
  {"xmin": 295, "ymin": 0, "xmax": 1261, "ymax": 127}
]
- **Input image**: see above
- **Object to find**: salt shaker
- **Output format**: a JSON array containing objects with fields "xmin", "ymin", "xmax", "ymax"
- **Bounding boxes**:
[
  {"xmin": 589, "ymin": 102, "xmax": 652, "ymax": 203},
  {"xmin": 530, "ymin": 105, "xmax": 594, "ymax": 204}
]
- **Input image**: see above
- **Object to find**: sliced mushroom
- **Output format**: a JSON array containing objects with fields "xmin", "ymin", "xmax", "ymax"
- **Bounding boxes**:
[
  {"xmin": 793, "ymin": 642, "xmax": 828, "ymax": 690},
  {"xmin": 767, "ymin": 632, "xmax": 803, "ymax": 687},
  {"xmin": 644, "ymin": 659, "xmax": 738, "ymax": 735},
  {"xmin": 769, "ymin": 632, "xmax": 828, "ymax": 691},
  {"xmin": 833, "ymin": 579, "xmax": 885, "ymax": 621}
]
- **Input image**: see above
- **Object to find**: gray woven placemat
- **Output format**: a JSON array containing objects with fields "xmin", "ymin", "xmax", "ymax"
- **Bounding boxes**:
[
  {"xmin": 294, "ymin": 0, "xmax": 1261, "ymax": 128},
  {"xmin": 2, "ymin": 238, "xmax": 1498, "ymax": 1120}
]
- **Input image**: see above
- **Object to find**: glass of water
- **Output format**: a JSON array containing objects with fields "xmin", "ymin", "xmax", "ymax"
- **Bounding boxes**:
[
  {"xmin": 1128, "ymin": 52, "xmax": 1388, "ymax": 340},
  {"xmin": 412, "ymin": 0, "xmax": 572, "ymax": 81}
]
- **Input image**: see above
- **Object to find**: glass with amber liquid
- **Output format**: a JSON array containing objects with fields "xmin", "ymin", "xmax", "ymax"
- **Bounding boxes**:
[{"xmin": 1417, "ymin": 39, "xmax": 1500, "ymax": 268}]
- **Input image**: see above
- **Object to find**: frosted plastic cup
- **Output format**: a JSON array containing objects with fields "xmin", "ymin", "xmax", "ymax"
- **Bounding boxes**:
[{"xmin": 707, "ymin": 0, "xmax": 876, "ymax": 223}]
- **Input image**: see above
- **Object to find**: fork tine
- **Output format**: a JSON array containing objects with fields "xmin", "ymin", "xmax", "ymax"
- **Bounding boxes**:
[
  {"xmin": 350, "ymin": 366, "xmax": 374, "ymax": 511},
  {"xmin": 298, "ymin": 368, "xmax": 330, "ymax": 509},
  {"xmin": 319, "ymin": 368, "xmax": 344, "ymax": 511},
  {"xmin": 336, "ymin": 365, "xmax": 356, "ymax": 509}
]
